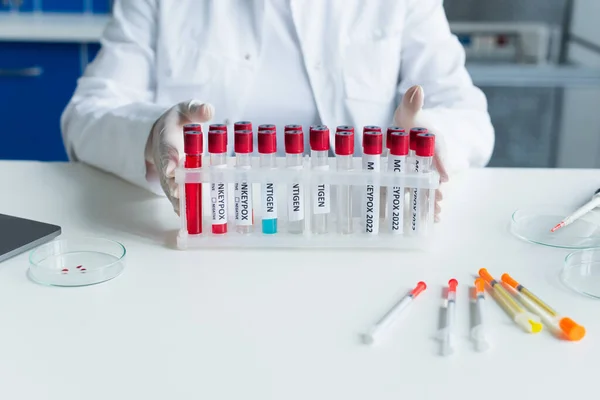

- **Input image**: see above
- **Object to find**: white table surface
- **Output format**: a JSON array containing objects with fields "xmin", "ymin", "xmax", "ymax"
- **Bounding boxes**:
[{"xmin": 0, "ymin": 161, "xmax": 599, "ymax": 400}]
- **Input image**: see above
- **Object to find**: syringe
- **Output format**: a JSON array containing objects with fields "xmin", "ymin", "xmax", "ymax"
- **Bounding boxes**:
[
  {"xmin": 362, "ymin": 281, "xmax": 426, "ymax": 345},
  {"xmin": 501, "ymin": 273, "xmax": 585, "ymax": 341},
  {"xmin": 437, "ymin": 279, "xmax": 458, "ymax": 356},
  {"xmin": 479, "ymin": 268, "xmax": 542, "ymax": 334},
  {"xmin": 471, "ymin": 278, "xmax": 491, "ymax": 352}
]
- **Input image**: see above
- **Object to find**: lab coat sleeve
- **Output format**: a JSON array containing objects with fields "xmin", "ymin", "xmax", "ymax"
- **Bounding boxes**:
[
  {"xmin": 398, "ymin": 0, "xmax": 495, "ymax": 173},
  {"xmin": 61, "ymin": 0, "xmax": 166, "ymax": 194}
]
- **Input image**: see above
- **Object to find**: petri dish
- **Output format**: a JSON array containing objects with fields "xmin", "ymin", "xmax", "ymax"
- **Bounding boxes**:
[
  {"xmin": 28, "ymin": 237, "xmax": 126, "ymax": 287},
  {"xmin": 510, "ymin": 206, "xmax": 600, "ymax": 249},
  {"xmin": 562, "ymin": 249, "xmax": 600, "ymax": 299}
]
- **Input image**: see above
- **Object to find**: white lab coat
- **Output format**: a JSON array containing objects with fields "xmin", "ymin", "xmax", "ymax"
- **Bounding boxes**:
[{"xmin": 61, "ymin": 0, "xmax": 494, "ymax": 195}]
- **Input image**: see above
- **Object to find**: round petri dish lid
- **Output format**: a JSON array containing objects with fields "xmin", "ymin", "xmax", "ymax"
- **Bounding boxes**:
[
  {"xmin": 28, "ymin": 237, "xmax": 126, "ymax": 287},
  {"xmin": 562, "ymin": 248, "xmax": 600, "ymax": 299},
  {"xmin": 510, "ymin": 206, "xmax": 600, "ymax": 249}
]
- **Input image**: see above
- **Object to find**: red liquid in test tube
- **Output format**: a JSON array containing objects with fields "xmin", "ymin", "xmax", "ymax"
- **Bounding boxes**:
[{"xmin": 183, "ymin": 124, "xmax": 203, "ymax": 235}]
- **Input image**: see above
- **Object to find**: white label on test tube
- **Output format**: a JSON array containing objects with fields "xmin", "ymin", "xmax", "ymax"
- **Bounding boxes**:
[
  {"xmin": 312, "ymin": 165, "xmax": 330, "ymax": 214},
  {"xmin": 387, "ymin": 154, "xmax": 405, "ymax": 234},
  {"xmin": 234, "ymin": 166, "xmax": 252, "ymax": 227},
  {"xmin": 411, "ymin": 133, "xmax": 434, "ymax": 234},
  {"xmin": 363, "ymin": 154, "xmax": 380, "ymax": 235},
  {"xmin": 210, "ymin": 165, "xmax": 227, "ymax": 227},
  {"xmin": 410, "ymin": 159, "xmax": 422, "ymax": 233},
  {"xmin": 287, "ymin": 166, "xmax": 304, "ymax": 222},
  {"xmin": 262, "ymin": 182, "xmax": 277, "ymax": 220}
]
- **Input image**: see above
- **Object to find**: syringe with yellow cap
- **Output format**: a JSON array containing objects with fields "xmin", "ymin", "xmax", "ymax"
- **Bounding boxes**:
[
  {"xmin": 478, "ymin": 268, "xmax": 542, "ymax": 334},
  {"xmin": 471, "ymin": 278, "xmax": 491, "ymax": 352},
  {"xmin": 501, "ymin": 273, "xmax": 586, "ymax": 341}
]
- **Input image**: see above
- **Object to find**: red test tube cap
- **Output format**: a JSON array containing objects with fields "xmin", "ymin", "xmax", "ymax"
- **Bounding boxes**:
[
  {"xmin": 258, "ymin": 129, "xmax": 277, "ymax": 154},
  {"xmin": 410, "ymin": 127, "xmax": 428, "ymax": 150},
  {"xmin": 285, "ymin": 129, "xmax": 304, "ymax": 154},
  {"xmin": 410, "ymin": 281, "xmax": 427, "ymax": 298},
  {"xmin": 285, "ymin": 124, "xmax": 303, "ymax": 132},
  {"xmin": 258, "ymin": 124, "xmax": 276, "ymax": 132},
  {"xmin": 416, "ymin": 133, "xmax": 435, "ymax": 157},
  {"xmin": 389, "ymin": 131, "xmax": 409, "ymax": 156},
  {"xmin": 363, "ymin": 125, "xmax": 382, "ymax": 133},
  {"xmin": 363, "ymin": 131, "xmax": 383, "ymax": 155},
  {"xmin": 336, "ymin": 125, "xmax": 354, "ymax": 133},
  {"xmin": 183, "ymin": 124, "xmax": 203, "ymax": 155},
  {"xmin": 209, "ymin": 124, "xmax": 228, "ymax": 132},
  {"xmin": 208, "ymin": 130, "xmax": 227, "ymax": 153},
  {"xmin": 335, "ymin": 130, "xmax": 354, "ymax": 156},
  {"xmin": 310, "ymin": 125, "xmax": 330, "ymax": 151},
  {"xmin": 448, "ymin": 279, "xmax": 458, "ymax": 292},
  {"xmin": 234, "ymin": 130, "xmax": 253, "ymax": 154},
  {"xmin": 386, "ymin": 126, "xmax": 404, "ymax": 149},
  {"xmin": 234, "ymin": 121, "xmax": 252, "ymax": 131}
]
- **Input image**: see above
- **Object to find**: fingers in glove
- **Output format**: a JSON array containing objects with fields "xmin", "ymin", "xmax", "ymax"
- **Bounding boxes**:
[
  {"xmin": 178, "ymin": 101, "xmax": 214, "ymax": 125},
  {"xmin": 434, "ymin": 154, "xmax": 449, "ymax": 183},
  {"xmin": 393, "ymin": 85, "xmax": 424, "ymax": 127},
  {"xmin": 436, "ymin": 189, "xmax": 443, "ymax": 201}
]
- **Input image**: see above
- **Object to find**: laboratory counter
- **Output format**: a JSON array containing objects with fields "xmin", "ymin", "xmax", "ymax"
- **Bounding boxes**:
[{"xmin": 0, "ymin": 161, "xmax": 598, "ymax": 400}]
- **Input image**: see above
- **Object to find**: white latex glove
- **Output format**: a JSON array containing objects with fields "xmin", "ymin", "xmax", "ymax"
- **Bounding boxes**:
[
  {"xmin": 145, "ymin": 100, "xmax": 215, "ymax": 213},
  {"xmin": 393, "ymin": 85, "xmax": 449, "ymax": 222}
]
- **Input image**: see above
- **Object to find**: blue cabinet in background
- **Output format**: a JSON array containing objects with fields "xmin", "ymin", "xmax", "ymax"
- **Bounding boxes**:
[
  {"xmin": 92, "ymin": 0, "xmax": 111, "ymax": 14},
  {"xmin": 0, "ymin": 42, "xmax": 82, "ymax": 161},
  {"xmin": 0, "ymin": 0, "xmax": 34, "ymax": 12},
  {"xmin": 41, "ymin": 0, "xmax": 84, "ymax": 13},
  {"xmin": 0, "ymin": 0, "xmax": 111, "ymax": 13}
]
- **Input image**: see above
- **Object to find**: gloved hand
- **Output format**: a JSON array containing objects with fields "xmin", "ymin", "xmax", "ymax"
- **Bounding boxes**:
[
  {"xmin": 145, "ymin": 100, "xmax": 215, "ymax": 213},
  {"xmin": 393, "ymin": 85, "xmax": 449, "ymax": 222}
]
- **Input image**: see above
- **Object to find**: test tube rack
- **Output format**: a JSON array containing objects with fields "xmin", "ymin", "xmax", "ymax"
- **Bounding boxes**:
[{"xmin": 175, "ymin": 156, "xmax": 439, "ymax": 249}]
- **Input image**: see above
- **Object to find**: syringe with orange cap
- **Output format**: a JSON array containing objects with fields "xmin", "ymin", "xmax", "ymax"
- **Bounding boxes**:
[
  {"xmin": 362, "ymin": 281, "xmax": 427, "ymax": 345},
  {"xmin": 437, "ymin": 279, "xmax": 458, "ymax": 356},
  {"xmin": 478, "ymin": 268, "xmax": 542, "ymax": 334},
  {"xmin": 501, "ymin": 273, "xmax": 586, "ymax": 341},
  {"xmin": 471, "ymin": 278, "xmax": 491, "ymax": 352}
]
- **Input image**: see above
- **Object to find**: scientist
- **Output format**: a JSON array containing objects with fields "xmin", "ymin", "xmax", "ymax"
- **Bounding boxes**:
[{"xmin": 61, "ymin": 0, "xmax": 495, "ymax": 220}]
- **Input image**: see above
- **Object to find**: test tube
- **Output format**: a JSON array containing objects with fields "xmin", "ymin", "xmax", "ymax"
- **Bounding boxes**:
[
  {"xmin": 234, "ymin": 128, "xmax": 254, "ymax": 234},
  {"xmin": 183, "ymin": 124, "xmax": 204, "ymax": 235},
  {"xmin": 335, "ymin": 126, "xmax": 354, "ymax": 234},
  {"xmin": 363, "ymin": 126, "xmax": 386, "ymax": 220},
  {"xmin": 362, "ymin": 129, "xmax": 382, "ymax": 235},
  {"xmin": 285, "ymin": 127, "xmax": 305, "ymax": 234},
  {"xmin": 409, "ymin": 127, "xmax": 428, "ymax": 158},
  {"xmin": 310, "ymin": 125, "xmax": 331, "ymax": 234},
  {"xmin": 208, "ymin": 129, "xmax": 228, "ymax": 234},
  {"xmin": 258, "ymin": 127, "xmax": 278, "ymax": 234},
  {"xmin": 386, "ymin": 126, "xmax": 404, "ymax": 150},
  {"xmin": 410, "ymin": 133, "xmax": 435, "ymax": 234},
  {"xmin": 386, "ymin": 129, "xmax": 408, "ymax": 235},
  {"xmin": 362, "ymin": 281, "xmax": 427, "ymax": 345}
]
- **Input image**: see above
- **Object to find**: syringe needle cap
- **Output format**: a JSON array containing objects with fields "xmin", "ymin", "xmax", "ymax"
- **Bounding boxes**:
[
  {"xmin": 501, "ymin": 273, "xmax": 519, "ymax": 289},
  {"xmin": 559, "ymin": 318, "xmax": 586, "ymax": 341},
  {"xmin": 478, "ymin": 268, "xmax": 493, "ymax": 283},
  {"xmin": 410, "ymin": 281, "xmax": 427, "ymax": 297}
]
